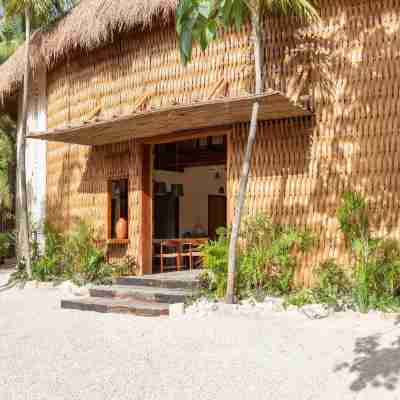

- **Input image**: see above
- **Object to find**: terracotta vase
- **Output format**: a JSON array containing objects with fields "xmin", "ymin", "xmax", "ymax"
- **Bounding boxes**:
[{"xmin": 115, "ymin": 217, "xmax": 128, "ymax": 239}]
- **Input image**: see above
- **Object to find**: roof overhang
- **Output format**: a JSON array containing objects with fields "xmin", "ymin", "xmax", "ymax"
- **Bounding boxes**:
[{"xmin": 28, "ymin": 92, "xmax": 312, "ymax": 146}]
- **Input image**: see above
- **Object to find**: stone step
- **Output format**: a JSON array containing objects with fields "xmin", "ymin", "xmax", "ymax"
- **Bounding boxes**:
[
  {"xmin": 89, "ymin": 285, "xmax": 193, "ymax": 304},
  {"xmin": 115, "ymin": 270, "xmax": 202, "ymax": 290},
  {"xmin": 61, "ymin": 297, "xmax": 170, "ymax": 317}
]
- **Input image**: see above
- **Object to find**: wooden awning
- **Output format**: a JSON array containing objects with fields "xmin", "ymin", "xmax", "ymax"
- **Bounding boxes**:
[{"xmin": 27, "ymin": 92, "xmax": 312, "ymax": 146}]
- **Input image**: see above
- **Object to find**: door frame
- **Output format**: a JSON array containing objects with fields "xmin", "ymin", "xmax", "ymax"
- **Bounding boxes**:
[
  {"xmin": 208, "ymin": 194, "xmax": 227, "ymax": 240},
  {"xmin": 139, "ymin": 143, "xmax": 153, "ymax": 275},
  {"xmin": 139, "ymin": 126, "xmax": 231, "ymax": 275}
]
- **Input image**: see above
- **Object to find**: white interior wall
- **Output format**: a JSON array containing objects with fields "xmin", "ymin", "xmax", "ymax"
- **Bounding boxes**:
[{"xmin": 153, "ymin": 165, "xmax": 226, "ymax": 236}]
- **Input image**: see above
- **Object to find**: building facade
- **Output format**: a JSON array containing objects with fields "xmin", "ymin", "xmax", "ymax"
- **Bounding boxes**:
[{"xmin": 1, "ymin": 0, "xmax": 399, "ymax": 284}]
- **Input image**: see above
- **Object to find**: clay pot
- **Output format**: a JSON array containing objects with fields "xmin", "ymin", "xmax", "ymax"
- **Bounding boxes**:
[{"xmin": 115, "ymin": 217, "xmax": 128, "ymax": 239}]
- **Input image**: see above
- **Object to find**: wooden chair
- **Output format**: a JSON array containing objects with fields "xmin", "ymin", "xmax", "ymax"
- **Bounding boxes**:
[
  {"xmin": 160, "ymin": 240, "xmax": 182, "ymax": 273},
  {"xmin": 181, "ymin": 239, "xmax": 206, "ymax": 270}
]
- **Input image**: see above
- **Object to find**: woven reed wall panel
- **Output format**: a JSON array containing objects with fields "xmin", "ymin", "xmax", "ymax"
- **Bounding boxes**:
[
  {"xmin": 46, "ymin": 0, "xmax": 400, "ymax": 281},
  {"xmin": 46, "ymin": 24, "xmax": 253, "ymax": 129},
  {"xmin": 46, "ymin": 139, "xmax": 142, "ymax": 271},
  {"xmin": 227, "ymin": 0, "xmax": 400, "ymax": 285}
]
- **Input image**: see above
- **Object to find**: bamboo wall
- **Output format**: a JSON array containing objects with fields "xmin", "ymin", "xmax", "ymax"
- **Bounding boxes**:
[
  {"xmin": 46, "ymin": 0, "xmax": 400, "ymax": 281},
  {"xmin": 46, "ymin": 140, "xmax": 143, "ymax": 267}
]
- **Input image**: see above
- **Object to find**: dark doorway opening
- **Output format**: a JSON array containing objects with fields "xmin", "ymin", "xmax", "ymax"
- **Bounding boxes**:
[{"xmin": 151, "ymin": 133, "xmax": 227, "ymax": 273}]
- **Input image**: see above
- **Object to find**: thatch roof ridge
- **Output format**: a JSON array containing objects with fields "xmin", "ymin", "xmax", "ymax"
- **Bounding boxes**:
[{"xmin": 0, "ymin": 0, "xmax": 178, "ymax": 107}]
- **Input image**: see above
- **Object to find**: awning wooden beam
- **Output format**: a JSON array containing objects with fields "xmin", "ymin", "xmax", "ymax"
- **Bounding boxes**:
[{"xmin": 28, "ymin": 91, "xmax": 312, "ymax": 146}]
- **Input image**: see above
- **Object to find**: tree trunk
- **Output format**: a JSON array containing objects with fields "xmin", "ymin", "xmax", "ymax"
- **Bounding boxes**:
[
  {"xmin": 16, "ymin": 5, "xmax": 31, "ymax": 275},
  {"xmin": 225, "ymin": 9, "xmax": 264, "ymax": 304}
]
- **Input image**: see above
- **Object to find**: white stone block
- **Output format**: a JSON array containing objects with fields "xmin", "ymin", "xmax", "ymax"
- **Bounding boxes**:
[{"xmin": 169, "ymin": 303, "xmax": 185, "ymax": 317}]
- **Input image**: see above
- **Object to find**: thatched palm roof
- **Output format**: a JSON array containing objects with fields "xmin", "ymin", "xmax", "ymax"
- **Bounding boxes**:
[{"xmin": 0, "ymin": 0, "xmax": 177, "ymax": 108}]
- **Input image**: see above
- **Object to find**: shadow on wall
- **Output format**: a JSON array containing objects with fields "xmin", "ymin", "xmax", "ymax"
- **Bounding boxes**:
[
  {"xmin": 334, "ymin": 321, "xmax": 400, "ymax": 393},
  {"xmin": 47, "ymin": 151, "xmax": 74, "ymax": 232},
  {"xmin": 47, "ymin": 145, "xmax": 106, "ymax": 236},
  {"xmin": 245, "ymin": 2, "xmax": 400, "ymax": 258}
]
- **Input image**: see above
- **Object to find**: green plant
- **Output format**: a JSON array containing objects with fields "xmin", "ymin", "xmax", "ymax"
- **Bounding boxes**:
[
  {"xmin": 263, "ymin": 225, "xmax": 314, "ymax": 295},
  {"xmin": 312, "ymin": 259, "xmax": 352, "ymax": 307},
  {"xmin": 73, "ymin": 246, "xmax": 112, "ymax": 286},
  {"xmin": 201, "ymin": 216, "xmax": 314, "ymax": 299},
  {"xmin": 8, "ymin": 258, "xmax": 28, "ymax": 283},
  {"xmin": 285, "ymin": 288, "xmax": 315, "ymax": 307},
  {"xmin": 110, "ymin": 255, "xmax": 136, "ymax": 277},
  {"xmin": 0, "ymin": 232, "xmax": 11, "ymax": 262},
  {"xmin": 239, "ymin": 214, "xmax": 313, "ymax": 296},
  {"xmin": 30, "ymin": 222, "xmax": 64, "ymax": 281},
  {"xmin": 337, "ymin": 191, "xmax": 400, "ymax": 312},
  {"xmin": 200, "ymin": 227, "xmax": 234, "ymax": 298},
  {"xmin": 61, "ymin": 219, "xmax": 112, "ymax": 285}
]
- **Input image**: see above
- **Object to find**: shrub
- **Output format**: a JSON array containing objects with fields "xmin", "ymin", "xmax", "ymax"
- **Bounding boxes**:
[
  {"xmin": 240, "ymin": 214, "xmax": 314, "ymax": 296},
  {"xmin": 285, "ymin": 288, "xmax": 315, "ymax": 307},
  {"xmin": 9, "ymin": 259, "xmax": 29, "ymax": 283},
  {"xmin": 13, "ymin": 219, "xmax": 113, "ymax": 286},
  {"xmin": 31, "ymin": 223, "xmax": 64, "ymax": 282},
  {"xmin": 72, "ymin": 246, "xmax": 112, "ymax": 286},
  {"xmin": 200, "ymin": 227, "xmax": 233, "ymax": 298},
  {"xmin": 312, "ymin": 259, "xmax": 352, "ymax": 307},
  {"xmin": 110, "ymin": 255, "xmax": 137, "ymax": 277},
  {"xmin": 337, "ymin": 191, "xmax": 400, "ymax": 312},
  {"xmin": 200, "ymin": 215, "xmax": 314, "ymax": 299},
  {"xmin": 0, "ymin": 232, "xmax": 11, "ymax": 262}
]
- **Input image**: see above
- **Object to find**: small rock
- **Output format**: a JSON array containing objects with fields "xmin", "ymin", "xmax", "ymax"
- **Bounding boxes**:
[
  {"xmin": 300, "ymin": 304, "xmax": 330, "ymax": 319},
  {"xmin": 169, "ymin": 303, "xmax": 185, "ymax": 317},
  {"xmin": 24, "ymin": 280, "xmax": 38, "ymax": 289},
  {"xmin": 72, "ymin": 286, "xmax": 89, "ymax": 297},
  {"xmin": 272, "ymin": 302, "xmax": 285, "ymax": 312},
  {"xmin": 210, "ymin": 303, "xmax": 219, "ymax": 312},
  {"xmin": 59, "ymin": 281, "xmax": 78, "ymax": 297},
  {"xmin": 241, "ymin": 298, "xmax": 257, "ymax": 307}
]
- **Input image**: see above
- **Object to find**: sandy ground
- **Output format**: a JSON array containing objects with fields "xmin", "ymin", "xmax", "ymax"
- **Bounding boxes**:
[{"xmin": 1, "ymin": 270, "xmax": 400, "ymax": 400}]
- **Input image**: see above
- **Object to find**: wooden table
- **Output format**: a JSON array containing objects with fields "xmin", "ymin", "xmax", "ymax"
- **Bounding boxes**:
[{"xmin": 153, "ymin": 238, "xmax": 208, "ymax": 272}]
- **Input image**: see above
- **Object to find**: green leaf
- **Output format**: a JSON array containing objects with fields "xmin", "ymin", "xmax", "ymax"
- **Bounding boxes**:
[{"xmin": 180, "ymin": 28, "xmax": 193, "ymax": 64}]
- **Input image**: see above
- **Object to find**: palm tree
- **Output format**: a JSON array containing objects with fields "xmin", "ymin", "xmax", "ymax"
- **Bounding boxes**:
[
  {"xmin": 177, "ymin": 0, "xmax": 319, "ymax": 303},
  {"xmin": 1, "ymin": 0, "xmax": 75, "ymax": 275},
  {"xmin": 0, "ymin": 16, "xmax": 24, "ymax": 63}
]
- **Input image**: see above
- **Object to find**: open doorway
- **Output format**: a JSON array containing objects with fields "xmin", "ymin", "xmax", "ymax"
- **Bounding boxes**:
[{"xmin": 152, "ymin": 134, "xmax": 227, "ymax": 273}]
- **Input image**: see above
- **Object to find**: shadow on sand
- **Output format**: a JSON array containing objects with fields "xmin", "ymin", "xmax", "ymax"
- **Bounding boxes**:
[{"xmin": 335, "ymin": 320, "xmax": 400, "ymax": 393}]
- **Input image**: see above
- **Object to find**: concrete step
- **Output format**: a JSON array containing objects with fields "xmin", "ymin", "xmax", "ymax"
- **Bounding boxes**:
[
  {"xmin": 61, "ymin": 297, "xmax": 170, "ymax": 317},
  {"xmin": 89, "ymin": 285, "xmax": 194, "ymax": 304},
  {"xmin": 115, "ymin": 270, "xmax": 202, "ymax": 290}
]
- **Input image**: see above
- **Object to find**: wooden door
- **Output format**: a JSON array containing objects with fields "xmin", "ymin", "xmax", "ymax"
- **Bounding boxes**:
[
  {"xmin": 208, "ymin": 195, "xmax": 227, "ymax": 240},
  {"xmin": 153, "ymin": 194, "xmax": 179, "ymax": 239}
]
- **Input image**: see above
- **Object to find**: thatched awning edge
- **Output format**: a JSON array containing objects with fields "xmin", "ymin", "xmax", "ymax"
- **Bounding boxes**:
[
  {"xmin": 27, "ymin": 92, "xmax": 313, "ymax": 146},
  {"xmin": 0, "ymin": 0, "xmax": 178, "ymax": 109}
]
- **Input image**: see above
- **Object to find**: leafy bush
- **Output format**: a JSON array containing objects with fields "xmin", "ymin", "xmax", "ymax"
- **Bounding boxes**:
[
  {"xmin": 31, "ymin": 223, "xmax": 64, "ymax": 281},
  {"xmin": 312, "ymin": 259, "xmax": 352, "ymax": 307},
  {"xmin": 14, "ymin": 219, "xmax": 114, "ymax": 286},
  {"xmin": 110, "ymin": 255, "xmax": 137, "ymax": 277},
  {"xmin": 239, "ymin": 214, "xmax": 314, "ymax": 296},
  {"xmin": 201, "ymin": 215, "xmax": 314, "ymax": 299},
  {"xmin": 200, "ymin": 227, "xmax": 233, "ymax": 298},
  {"xmin": 0, "ymin": 232, "xmax": 11, "ymax": 262},
  {"xmin": 285, "ymin": 288, "xmax": 315, "ymax": 307},
  {"xmin": 72, "ymin": 246, "xmax": 112, "ymax": 286},
  {"xmin": 9, "ymin": 258, "xmax": 29, "ymax": 283},
  {"xmin": 337, "ymin": 191, "xmax": 400, "ymax": 312}
]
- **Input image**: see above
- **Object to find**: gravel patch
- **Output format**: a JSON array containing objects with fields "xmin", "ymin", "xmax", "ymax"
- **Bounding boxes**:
[{"xmin": 1, "ymin": 272, "xmax": 400, "ymax": 400}]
